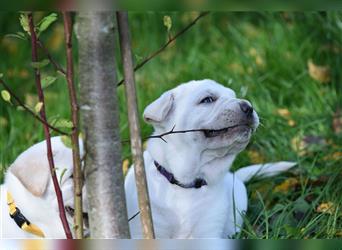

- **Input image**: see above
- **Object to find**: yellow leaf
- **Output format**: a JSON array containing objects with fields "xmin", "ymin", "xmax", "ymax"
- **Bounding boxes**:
[
  {"xmin": 122, "ymin": 159, "xmax": 130, "ymax": 176},
  {"xmin": 255, "ymin": 55, "xmax": 265, "ymax": 68},
  {"xmin": 34, "ymin": 102, "xmax": 43, "ymax": 113},
  {"xmin": 291, "ymin": 136, "xmax": 306, "ymax": 156},
  {"xmin": 316, "ymin": 202, "xmax": 335, "ymax": 215},
  {"xmin": 307, "ymin": 59, "xmax": 331, "ymax": 83},
  {"xmin": 247, "ymin": 150, "xmax": 265, "ymax": 164},
  {"xmin": 323, "ymin": 152, "xmax": 342, "ymax": 161},
  {"xmin": 288, "ymin": 119, "xmax": 296, "ymax": 127},
  {"xmin": 274, "ymin": 177, "xmax": 299, "ymax": 193},
  {"xmin": 277, "ymin": 108, "xmax": 291, "ymax": 118},
  {"xmin": 1, "ymin": 90, "xmax": 11, "ymax": 103},
  {"xmin": 335, "ymin": 231, "xmax": 342, "ymax": 237}
]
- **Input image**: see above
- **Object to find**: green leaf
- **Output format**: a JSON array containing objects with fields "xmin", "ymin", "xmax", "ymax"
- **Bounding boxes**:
[
  {"xmin": 5, "ymin": 32, "xmax": 27, "ymax": 41},
  {"xmin": 59, "ymin": 168, "xmax": 67, "ymax": 183},
  {"xmin": 0, "ymin": 73, "xmax": 3, "ymax": 78},
  {"xmin": 30, "ymin": 59, "xmax": 49, "ymax": 69},
  {"xmin": 55, "ymin": 118, "xmax": 73, "ymax": 129},
  {"xmin": 19, "ymin": 13, "xmax": 30, "ymax": 35},
  {"xmin": 42, "ymin": 76, "xmax": 57, "ymax": 89},
  {"xmin": 34, "ymin": 102, "xmax": 43, "ymax": 113},
  {"xmin": 163, "ymin": 16, "xmax": 172, "ymax": 32},
  {"xmin": 1, "ymin": 90, "xmax": 11, "ymax": 103},
  {"xmin": 61, "ymin": 135, "xmax": 72, "ymax": 148},
  {"xmin": 37, "ymin": 13, "xmax": 58, "ymax": 36}
]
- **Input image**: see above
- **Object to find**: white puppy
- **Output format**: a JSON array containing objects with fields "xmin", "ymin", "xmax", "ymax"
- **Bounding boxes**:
[
  {"xmin": 125, "ymin": 79, "xmax": 295, "ymax": 238},
  {"xmin": 1, "ymin": 137, "xmax": 88, "ymax": 239}
]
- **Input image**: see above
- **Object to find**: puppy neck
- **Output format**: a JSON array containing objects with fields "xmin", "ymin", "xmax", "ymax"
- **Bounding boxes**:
[{"xmin": 147, "ymin": 135, "xmax": 233, "ymax": 185}]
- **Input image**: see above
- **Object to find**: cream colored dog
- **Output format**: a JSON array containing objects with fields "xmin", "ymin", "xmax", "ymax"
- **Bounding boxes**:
[
  {"xmin": 1, "ymin": 137, "xmax": 88, "ymax": 238},
  {"xmin": 125, "ymin": 79, "xmax": 295, "ymax": 238}
]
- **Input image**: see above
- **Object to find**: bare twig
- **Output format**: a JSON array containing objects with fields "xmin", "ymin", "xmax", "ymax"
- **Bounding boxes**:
[
  {"xmin": 63, "ymin": 11, "xmax": 83, "ymax": 239},
  {"xmin": 146, "ymin": 125, "xmax": 207, "ymax": 142},
  {"xmin": 0, "ymin": 79, "xmax": 69, "ymax": 136},
  {"xmin": 37, "ymin": 39, "xmax": 67, "ymax": 76},
  {"xmin": 122, "ymin": 124, "xmax": 242, "ymax": 144},
  {"xmin": 28, "ymin": 12, "xmax": 73, "ymax": 239},
  {"xmin": 117, "ymin": 11, "xmax": 155, "ymax": 239},
  {"xmin": 117, "ymin": 11, "xmax": 210, "ymax": 86}
]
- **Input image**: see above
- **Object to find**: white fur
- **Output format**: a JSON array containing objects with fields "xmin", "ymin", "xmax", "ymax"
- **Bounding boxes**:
[
  {"xmin": 125, "ymin": 79, "xmax": 294, "ymax": 238},
  {"xmin": 1, "ymin": 137, "xmax": 87, "ymax": 239}
]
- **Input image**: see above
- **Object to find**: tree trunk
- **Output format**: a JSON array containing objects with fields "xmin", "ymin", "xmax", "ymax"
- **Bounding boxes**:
[{"xmin": 75, "ymin": 11, "xmax": 130, "ymax": 238}]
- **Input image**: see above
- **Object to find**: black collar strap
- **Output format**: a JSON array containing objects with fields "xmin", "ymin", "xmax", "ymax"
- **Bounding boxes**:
[{"xmin": 154, "ymin": 161, "xmax": 207, "ymax": 189}]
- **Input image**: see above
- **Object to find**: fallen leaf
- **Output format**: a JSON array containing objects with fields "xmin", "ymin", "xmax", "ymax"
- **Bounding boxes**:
[
  {"xmin": 255, "ymin": 55, "xmax": 266, "ymax": 68},
  {"xmin": 247, "ymin": 150, "xmax": 265, "ymax": 164},
  {"xmin": 323, "ymin": 152, "xmax": 342, "ymax": 161},
  {"xmin": 316, "ymin": 202, "xmax": 335, "ymax": 215},
  {"xmin": 274, "ymin": 177, "xmax": 299, "ymax": 193},
  {"xmin": 291, "ymin": 136, "xmax": 306, "ymax": 155},
  {"xmin": 335, "ymin": 231, "xmax": 342, "ymax": 237},
  {"xmin": 332, "ymin": 109, "xmax": 342, "ymax": 135},
  {"xmin": 307, "ymin": 59, "xmax": 331, "ymax": 83},
  {"xmin": 288, "ymin": 119, "xmax": 296, "ymax": 127},
  {"xmin": 122, "ymin": 159, "xmax": 130, "ymax": 176},
  {"xmin": 277, "ymin": 108, "xmax": 291, "ymax": 118}
]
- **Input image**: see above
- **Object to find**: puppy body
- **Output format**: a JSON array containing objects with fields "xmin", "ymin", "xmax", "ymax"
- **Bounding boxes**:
[
  {"xmin": 1, "ymin": 137, "xmax": 86, "ymax": 239},
  {"xmin": 126, "ymin": 151, "xmax": 247, "ymax": 238},
  {"xmin": 125, "ymin": 79, "xmax": 295, "ymax": 238}
]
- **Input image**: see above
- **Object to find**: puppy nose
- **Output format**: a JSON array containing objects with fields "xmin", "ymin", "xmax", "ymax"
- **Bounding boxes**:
[{"xmin": 239, "ymin": 101, "xmax": 253, "ymax": 117}]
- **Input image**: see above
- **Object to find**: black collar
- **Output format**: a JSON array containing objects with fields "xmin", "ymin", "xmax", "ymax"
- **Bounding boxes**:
[{"xmin": 154, "ymin": 161, "xmax": 207, "ymax": 189}]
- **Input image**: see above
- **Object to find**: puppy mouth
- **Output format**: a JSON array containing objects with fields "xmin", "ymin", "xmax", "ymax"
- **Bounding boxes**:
[{"xmin": 203, "ymin": 124, "xmax": 252, "ymax": 138}]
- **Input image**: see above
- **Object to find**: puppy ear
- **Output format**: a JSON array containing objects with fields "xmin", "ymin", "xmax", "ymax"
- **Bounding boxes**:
[
  {"xmin": 10, "ymin": 149, "xmax": 50, "ymax": 197},
  {"xmin": 143, "ymin": 91, "xmax": 174, "ymax": 124}
]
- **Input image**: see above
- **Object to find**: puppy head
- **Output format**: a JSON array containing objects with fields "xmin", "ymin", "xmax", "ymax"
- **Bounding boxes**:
[
  {"xmin": 144, "ymin": 79, "xmax": 259, "ymax": 156},
  {"xmin": 9, "ymin": 137, "xmax": 89, "ymax": 236}
]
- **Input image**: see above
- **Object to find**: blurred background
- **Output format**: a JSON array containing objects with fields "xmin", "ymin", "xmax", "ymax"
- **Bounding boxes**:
[{"xmin": 0, "ymin": 12, "xmax": 341, "ymax": 239}]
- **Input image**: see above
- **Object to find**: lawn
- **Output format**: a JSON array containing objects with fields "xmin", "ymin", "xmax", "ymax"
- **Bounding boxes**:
[{"xmin": 0, "ymin": 12, "xmax": 341, "ymax": 238}]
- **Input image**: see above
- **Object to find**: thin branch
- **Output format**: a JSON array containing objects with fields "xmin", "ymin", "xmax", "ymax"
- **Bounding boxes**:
[
  {"xmin": 122, "ymin": 124, "xmax": 243, "ymax": 144},
  {"xmin": 117, "ymin": 11, "xmax": 210, "ymax": 87},
  {"xmin": 146, "ymin": 125, "xmax": 208, "ymax": 142},
  {"xmin": 28, "ymin": 12, "xmax": 73, "ymax": 239},
  {"xmin": 0, "ymin": 79, "xmax": 69, "ymax": 136},
  {"xmin": 37, "ymin": 39, "xmax": 67, "ymax": 76},
  {"xmin": 117, "ymin": 11, "xmax": 155, "ymax": 239},
  {"xmin": 63, "ymin": 11, "xmax": 83, "ymax": 239}
]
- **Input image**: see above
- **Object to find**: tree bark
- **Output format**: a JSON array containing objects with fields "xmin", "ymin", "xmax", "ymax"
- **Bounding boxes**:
[
  {"xmin": 75, "ymin": 11, "xmax": 130, "ymax": 238},
  {"xmin": 117, "ymin": 11, "xmax": 155, "ymax": 239}
]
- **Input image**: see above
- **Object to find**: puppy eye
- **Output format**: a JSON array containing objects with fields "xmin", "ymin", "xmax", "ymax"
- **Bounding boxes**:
[
  {"xmin": 70, "ymin": 174, "xmax": 74, "ymax": 179},
  {"xmin": 200, "ymin": 96, "xmax": 215, "ymax": 104}
]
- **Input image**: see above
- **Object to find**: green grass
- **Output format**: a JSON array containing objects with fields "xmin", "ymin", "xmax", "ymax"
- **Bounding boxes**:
[{"xmin": 0, "ymin": 12, "xmax": 342, "ymax": 239}]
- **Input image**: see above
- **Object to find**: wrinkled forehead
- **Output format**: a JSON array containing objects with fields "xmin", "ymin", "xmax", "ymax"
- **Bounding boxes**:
[{"xmin": 173, "ymin": 80, "xmax": 236, "ymax": 100}]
